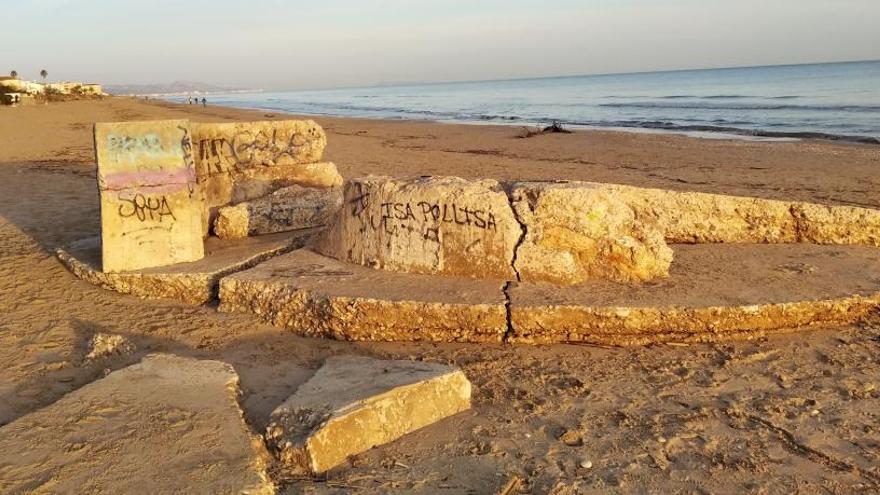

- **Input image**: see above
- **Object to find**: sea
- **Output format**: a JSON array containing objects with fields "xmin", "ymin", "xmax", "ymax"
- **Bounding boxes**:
[{"xmin": 168, "ymin": 60, "xmax": 880, "ymax": 143}]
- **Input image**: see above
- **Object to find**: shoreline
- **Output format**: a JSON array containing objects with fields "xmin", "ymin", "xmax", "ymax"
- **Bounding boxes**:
[
  {"xmin": 3, "ymin": 97, "xmax": 880, "ymax": 211},
  {"xmin": 151, "ymin": 95, "xmax": 880, "ymax": 145}
]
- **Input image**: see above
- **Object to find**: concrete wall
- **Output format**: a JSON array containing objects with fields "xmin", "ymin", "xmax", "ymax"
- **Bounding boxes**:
[{"xmin": 316, "ymin": 176, "xmax": 880, "ymax": 285}]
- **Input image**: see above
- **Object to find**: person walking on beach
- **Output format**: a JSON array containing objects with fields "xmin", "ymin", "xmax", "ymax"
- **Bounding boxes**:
[
  {"xmin": 187, "ymin": 96, "xmax": 192, "ymax": 105},
  {"xmin": 201, "ymin": 97, "xmax": 206, "ymax": 107}
]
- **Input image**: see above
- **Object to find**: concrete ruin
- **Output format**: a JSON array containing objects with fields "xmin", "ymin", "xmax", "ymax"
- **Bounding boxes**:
[
  {"xmin": 316, "ymin": 176, "xmax": 522, "ymax": 280},
  {"xmin": 0, "ymin": 354, "xmax": 275, "ymax": 494},
  {"xmin": 317, "ymin": 176, "xmax": 880, "ymax": 285},
  {"xmin": 95, "ymin": 120, "xmax": 206, "ymax": 272},
  {"xmin": 265, "ymin": 355, "xmax": 471, "ymax": 475},
  {"xmin": 61, "ymin": 118, "xmax": 343, "ymax": 302},
  {"xmin": 220, "ymin": 176, "xmax": 880, "ymax": 343},
  {"xmin": 61, "ymin": 118, "xmax": 880, "ymax": 345}
]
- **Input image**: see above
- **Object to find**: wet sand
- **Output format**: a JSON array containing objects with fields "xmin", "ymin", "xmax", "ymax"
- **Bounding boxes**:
[{"xmin": 1, "ymin": 97, "xmax": 879, "ymax": 493}]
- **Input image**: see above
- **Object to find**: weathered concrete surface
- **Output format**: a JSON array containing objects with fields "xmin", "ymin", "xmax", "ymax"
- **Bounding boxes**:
[
  {"xmin": 193, "ymin": 120, "xmax": 326, "ymax": 172},
  {"xmin": 313, "ymin": 177, "xmax": 880, "ymax": 285},
  {"xmin": 614, "ymin": 184, "xmax": 798, "ymax": 244},
  {"xmin": 214, "ymin": 185, "xmax": 342, "ymax": 239},
  {"xmin": 510, "ymin": 182, "xmax": 673, "ymax": 284},
  {"xmin": 584, "ymin": 182, "xmax": 880, "ymax": 246},
  {"xmin": 95, "ymin": 120, "xmax": 205, "ymax": 272},
  {"xmin": 792, "ymin": 202, "xmax": 880, "ymax": 246},
  {"xmin": 509, "ymin": 243, "xmax": 880, "ymax": 344},
  {"xmin": 236, "ymin": 161, "xmax": 343, "ymax": 189},
  {"xmin": 264, "ymin": 355, "xmax": 471, "ymax": 475},
  {"xmin": 216, "ymin": 240, "xmax": 880, "ymax": 345},
  {"xmin": 317, "ymin": 176, "xmax": 522, "ymax": 279},
  {"xmin": 57, "ymin": 230, "xmax": 318, "ymax": 304},
  {"xmin": 192, "ymin": 121, "xmax": 334, "ymax": 213},
  {"xmin": 218, "ymin": 248, "xmax": 507, "ymax": 342},
  {"xmin": 0, "ymin": 354, "xmax": 275, "ymax": 494}
]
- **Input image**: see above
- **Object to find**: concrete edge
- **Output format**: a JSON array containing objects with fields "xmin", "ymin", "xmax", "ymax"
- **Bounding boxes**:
[
  {"xmin": 55, "ymin": 231, "xmax": 317, "ymax": 305},
  {"xmin": 56, "ymin": 247, "xmax": 213, "ymax": 304},
  {"xmin": 508, "ymin": 293, "xmax": 880, "ymax": 345},
  {"xmin": 217, "ymin": 277, "xmax": 507, "ymax": 343}
]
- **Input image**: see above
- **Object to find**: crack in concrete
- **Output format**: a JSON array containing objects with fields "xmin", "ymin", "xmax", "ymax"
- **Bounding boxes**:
[{"xmin": 502, "ymin": 184, "xmax": 528, "ymax": 342}]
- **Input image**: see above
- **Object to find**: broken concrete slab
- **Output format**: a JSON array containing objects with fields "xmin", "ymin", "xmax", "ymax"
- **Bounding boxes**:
[
  {"xmin": 95, "ymin": 120, "xmax": 205, "ymax": 272},
  {"xmin": 509, "ymin": 243, "xmax": 880, "ymax": 344},
  {"xmin": 214, "ymin": 185, "xmax": 342, "ymax": 239},
  {"xmin": 57, "ymin": 229, "xmax": 318, "ymax": 304},
  {"xmin": 316, "ymin": 176, "xmax": 522, "ymax": 280},
  {"xmin": 264, "ymin": 355, "xmax": 471, "ymax": 475},
  {"xmin": 218, "ymin": 243, "xmax": 880, "ymax": 344},
  {"xmin": 192, "ymin": 121, "xmax": 332, "ymax": 211},
  {"xmin": 218, "ymin": 248, "xmax": 507, "ymax": 342},
  {"xmin": 510, "ymin": 181, "xmax": 673, "ymax": 284},
  {"xmin": 0, "ymin": 354, "xmax": 275, "ymax": 494}
]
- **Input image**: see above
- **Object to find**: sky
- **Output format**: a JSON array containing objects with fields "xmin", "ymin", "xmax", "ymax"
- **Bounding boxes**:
[{"xmin": 3, "ymin": 0, "xmax": 880, "ymax": 90}]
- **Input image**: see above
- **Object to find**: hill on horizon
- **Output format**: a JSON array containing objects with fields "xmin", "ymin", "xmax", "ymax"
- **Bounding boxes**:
[{"xmin": 104, "ymin": 80, "xmax": 254, "ymax": 95}]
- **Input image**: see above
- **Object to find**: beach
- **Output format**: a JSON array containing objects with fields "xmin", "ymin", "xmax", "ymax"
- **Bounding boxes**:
[{"xmin": 2, "ymin": 97, "xmax": 880, "ymax": 492}]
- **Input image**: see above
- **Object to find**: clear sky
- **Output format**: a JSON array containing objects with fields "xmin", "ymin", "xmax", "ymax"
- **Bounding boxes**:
[{"xmin": 3, "ymin": 0, "xmax": 879, "ymax": 89}]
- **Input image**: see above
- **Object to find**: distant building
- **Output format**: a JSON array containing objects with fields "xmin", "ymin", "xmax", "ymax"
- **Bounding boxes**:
[
  {"xmin": 79, "ymin": 83, "xmax": 104, "ymax": 95},
  {"xmin": 1, "ymin": 77, "xmax": 104, "ymax": 102},
  {"xmin": 46, "ymin": 81, "xmax": 104, "ymax": 95}
]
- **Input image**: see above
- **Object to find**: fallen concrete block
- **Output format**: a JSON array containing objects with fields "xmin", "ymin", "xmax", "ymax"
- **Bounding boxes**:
[
  {"xmin": 317, "ymin": 176, "xmax": 522, "ymax": 280},
  {"xmin": 57, "ymin": 230, "xmax": 318, "ymax": 304},
  {"xmin": 510, "ymin": 181, "xmax": 673, "ymax": 284},
  {"xmin": 214, "ymin": 185, "xmax": 342, "ymax": 239},
  {"xmin": 218, "ymin": 248, "xmax": 507, "ymax": 342},
  {"xmin": 95, "ymin": 120, "xmax": 206, "ymax": 272},
  {"xmin": 264, "ymin": 355, "xmax": 471, "ymax": 475},
  {"xmin": 0, "ymin": 354, "xmax": 275, "ymax": 494}
]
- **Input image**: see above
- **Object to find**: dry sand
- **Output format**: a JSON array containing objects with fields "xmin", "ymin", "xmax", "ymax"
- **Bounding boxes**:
[{"xmin": 1, "ymin": 97, "xmax": 879, "ymax": 493}]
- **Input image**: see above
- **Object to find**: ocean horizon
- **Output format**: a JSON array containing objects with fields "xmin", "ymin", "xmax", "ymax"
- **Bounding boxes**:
[{"xmin": 166, "ymin": 60, "xmax": 880, "ymax": 143}]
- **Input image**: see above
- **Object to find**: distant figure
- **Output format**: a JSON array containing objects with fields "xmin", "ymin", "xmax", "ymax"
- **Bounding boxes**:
[
  {"xmin": 201, "ymin": 97, "xmax": 206, "ymax": 107},
  {"xmin": 187, "ymin": 96, "xmax": 192, "ymax": 105}
]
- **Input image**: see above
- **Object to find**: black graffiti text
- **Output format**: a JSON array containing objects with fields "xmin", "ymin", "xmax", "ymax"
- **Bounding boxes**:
[{"xmin": 117, "ymin": 193, "xmax": 177, "ymax": 222}]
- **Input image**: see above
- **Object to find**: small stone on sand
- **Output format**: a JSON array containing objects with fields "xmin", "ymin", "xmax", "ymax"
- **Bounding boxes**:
[{"xmin": 85, "ymin": 332, "xmax": 136, "ymax": 361}]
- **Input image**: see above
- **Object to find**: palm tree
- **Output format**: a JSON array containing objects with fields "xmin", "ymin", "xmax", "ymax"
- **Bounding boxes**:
[
  {"xmin": 9, "ymin": 70, "xmax": 17, "ymax": 79},
  {"xmin": 40, "ymin": 69, "xmax": 48, "ymax": 82}
]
